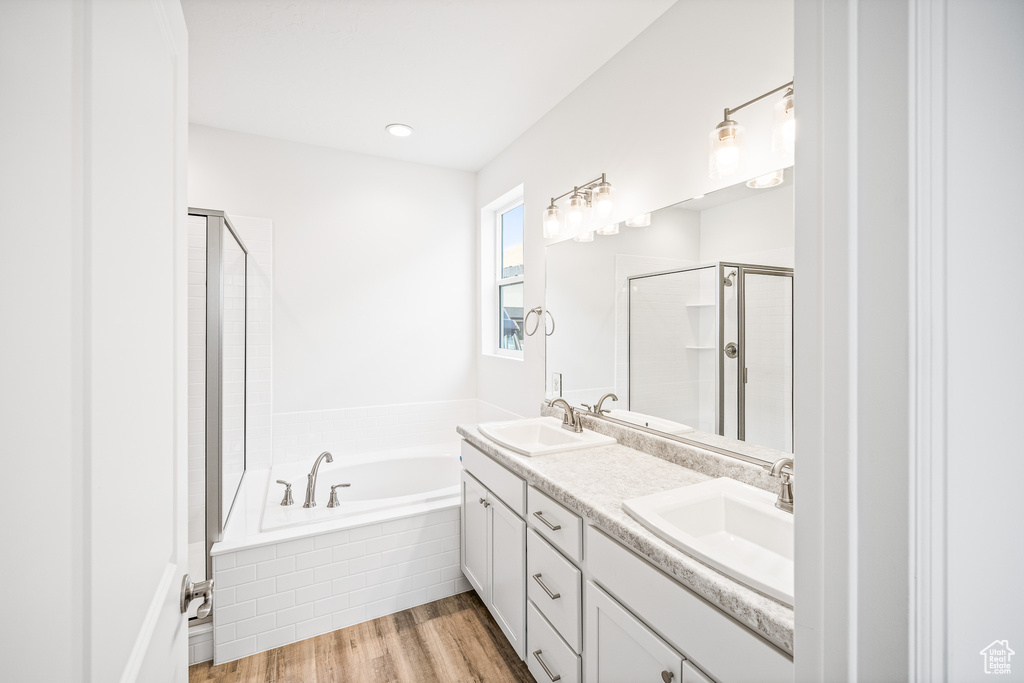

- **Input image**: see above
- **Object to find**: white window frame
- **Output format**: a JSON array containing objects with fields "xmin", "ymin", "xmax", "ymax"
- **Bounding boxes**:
[{"xmin": 494, "ymin": 198, "xmax": 525, "ymax": 358}]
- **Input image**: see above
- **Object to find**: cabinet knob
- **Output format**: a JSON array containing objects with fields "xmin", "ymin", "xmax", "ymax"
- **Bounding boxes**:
[
  {"xmin": 662, "ymin": 671, "xmax": 674, "ymax": 683},
  {"xmin": 479, "ymin": 497, "xmax": 490, "ymax": 508}
]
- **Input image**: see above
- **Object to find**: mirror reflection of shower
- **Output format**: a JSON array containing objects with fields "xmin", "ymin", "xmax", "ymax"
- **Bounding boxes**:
[{"xmin": 723, "ymin": 269, "xmax": 737, "ymax": 287}]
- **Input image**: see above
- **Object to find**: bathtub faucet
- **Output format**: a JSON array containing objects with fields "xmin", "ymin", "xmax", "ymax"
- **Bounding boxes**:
[{"xmin": 303, "ymin": 451, "xmax": 334, "ymax": 508}]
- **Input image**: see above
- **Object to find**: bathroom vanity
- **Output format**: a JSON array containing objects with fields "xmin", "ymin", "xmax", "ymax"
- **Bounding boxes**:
[{"xmin": 458, "ymin": 413, "xmax": 794, "ymax": 683}]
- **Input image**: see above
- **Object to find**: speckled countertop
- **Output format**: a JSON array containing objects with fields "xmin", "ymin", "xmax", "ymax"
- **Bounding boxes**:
[{"xmin": 455, "ymin": 417, "xmax": 795, "ymax": 656}]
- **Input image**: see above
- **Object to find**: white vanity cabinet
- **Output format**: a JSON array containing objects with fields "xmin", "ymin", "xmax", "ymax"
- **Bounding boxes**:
[{"xmin": 460, "ymin": 443, "xmax": 527, "ymax": 659}]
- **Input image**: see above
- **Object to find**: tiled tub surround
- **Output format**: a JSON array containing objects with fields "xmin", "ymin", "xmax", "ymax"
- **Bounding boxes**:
[
  {"xmin": 458, "ymin": 411, "xmax": 795, "ymax": 654},
  {"xmin": 209, "ymin": 446, "xmax": 468, "ymax": 665}
]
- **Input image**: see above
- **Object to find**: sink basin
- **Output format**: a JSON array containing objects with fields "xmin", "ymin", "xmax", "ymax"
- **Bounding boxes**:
[
  {"xmin": 605, "ymin": 409, "xmax": 694, "ymax": 435},
  {"xmin": 477, "ymin": 417, "xmax": 616, "ymax": 457},
  {"xmin": 622, "ymin": 478, "xmax": 793, "ymax": 605}
]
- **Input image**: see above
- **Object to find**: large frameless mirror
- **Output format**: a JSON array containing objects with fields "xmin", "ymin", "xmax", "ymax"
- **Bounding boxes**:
[{"xmin": 545, "ymin": 169, "xmax": 793, "ymax": 465}]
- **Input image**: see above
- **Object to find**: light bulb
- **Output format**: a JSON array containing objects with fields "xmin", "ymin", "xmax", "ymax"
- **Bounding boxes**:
[
  {"xmin": 773, "ymin": 88, "xmax": 795, "ymax": 157},
  {"xmin": 573, "ymin": 230, "xmax": 594, "ymax": 243},
  {"xmin": 566, "ymin": 190, "xmax": 586, "ymax": 228},
  {"xmin": 709, "ymin": 118, "xmax": 743, "ymax": 179},
  {"xmin": 385, "ymin": 123, "xmax": 413, "ymax": 137},
  {"xmin": 746, "ymin": 170, "xmax": 785, "ymax": 189},
  {"xmin": 543, "ymin": 201, "xmax": 560, "ymax": 238},
  {"xmin": 593, "ymin": 179, "xmax": 614, "ymax": 217},
  {"xmin": 625, "ymin": 213, "xmax": 651, "ymax": 228},
  {"xmin": 596, "ymin": 222, "xmax": 619, "ymax": 236}
]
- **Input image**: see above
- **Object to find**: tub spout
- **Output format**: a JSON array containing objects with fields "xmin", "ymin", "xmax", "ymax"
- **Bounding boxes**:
[{"xmin": 303, "ymin": 451, "xmax": 334, "ymax": 508}]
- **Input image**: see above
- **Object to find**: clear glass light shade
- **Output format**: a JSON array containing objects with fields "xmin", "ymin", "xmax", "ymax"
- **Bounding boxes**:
[
  {"xmin": 625, "ymin": 213, "xmax": 651, "ymax": 228},
  {"xmin": 708, "ymin": 120, "xmax": 743, "ymax": 179},
  {"xmin": 746, "ymin": 170, "xmax": 785, "ymax": 189},
  {"xmin": 543, "ymin": 205, "xmax": 560, "ymax": 238},
  {"xmin": 573, "ymin": 230, "xmax": 594, "ymax": 243},
  {"xmin": 566, "ymin": 193, "xmax": 586, "ymax": 228},
  {"xmin": 773, "ymin": 89, "xmax": 795, "ymax": 156},
  {"xmin": 596, "ymin": 222, "xmax": 619, "ymax": 236},
  {"xmin": 593, "ymin": 181, "xmax": 614, "ymax": 217}
]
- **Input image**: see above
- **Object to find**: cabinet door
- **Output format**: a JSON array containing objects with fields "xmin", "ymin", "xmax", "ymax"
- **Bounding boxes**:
[
  {"xmin": 461, "ymin": 471, "xmax": 489, "ymax": 597},
  {"xmin": 586, "ymin": 581, "xmax": 684, "ymax": 683},
  {"xmin": 488, "ymin": 493, "xmax": 527, "ymax": 659}
]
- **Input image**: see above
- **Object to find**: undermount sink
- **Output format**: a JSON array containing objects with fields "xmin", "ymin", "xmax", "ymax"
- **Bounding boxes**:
[
  {"xmin": 477, "ymin": 416, "xmax": 616, "ymax": 457},
  {"xmin": 604, "ymin": 409, "xmax": 694, "ymax": 435},
  {"xmin": 622, "ymin": 478, "xmax": 793, "ymax": 605}
]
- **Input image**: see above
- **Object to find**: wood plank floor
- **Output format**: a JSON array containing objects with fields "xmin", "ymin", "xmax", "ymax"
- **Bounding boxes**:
[{"xmin": 189, "ymin": 591, "xmax": 534, "ymax": 683}]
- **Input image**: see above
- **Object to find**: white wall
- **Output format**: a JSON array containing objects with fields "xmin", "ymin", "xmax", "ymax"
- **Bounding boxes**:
[
  {"xmin": 475, "ymin": 0, "xmax": 794, "ymax": 417},
  {"xmin": 188, "ymin": 125, "xmax": 478, "ymax": 415}
]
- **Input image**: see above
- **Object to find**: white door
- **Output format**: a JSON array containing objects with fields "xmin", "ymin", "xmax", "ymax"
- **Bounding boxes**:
[
  {"xmin": 461, "ymin": 471, "xmax": 489, "ymax": 596},
  {"xmin": 88, "ymin": 1, "xmax": 191, "ymax": 680},
  {"xmin": 1, "ymin": 1, "xmax": 190, "ymax": 681},
  {"xmin": 586, "ymin": 581, "xmax": 684, "ymax": 683},
  {"xmin": 488, "ymin": 494, "xmax": 527, "ymax": 659}
]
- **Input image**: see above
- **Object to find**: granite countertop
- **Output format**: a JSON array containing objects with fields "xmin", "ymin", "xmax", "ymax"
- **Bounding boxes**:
[{"xmin": 455, "ymin": 420, "xmax": 795, "ymax": 655}]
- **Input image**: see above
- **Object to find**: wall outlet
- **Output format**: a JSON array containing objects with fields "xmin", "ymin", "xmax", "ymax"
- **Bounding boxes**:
[{"xmin": 552, "ymin": 373, "xmax": 562, "ymax": 397}]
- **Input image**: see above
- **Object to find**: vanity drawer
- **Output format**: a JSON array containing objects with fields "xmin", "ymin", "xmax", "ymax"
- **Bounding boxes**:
[
  {"xmin": 527, "ymin": 529, "xmax": 582, "ymax": 653},
  {"xmin": 527, "ymin": 601, "xmax": 581, "ymax": 683},
  {"xmin": 527, "ymin": 485, "xmax": 582, "ymax": 563},
  {"xmin": 586, "ymin": 525, "xmax": 793, "ymax": 683},
  {"xmin": 461, "ymin": 440, "xmax": 526, "ymax": 516}
]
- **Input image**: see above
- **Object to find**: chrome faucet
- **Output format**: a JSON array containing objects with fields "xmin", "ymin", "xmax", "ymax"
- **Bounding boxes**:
[
  {"xmin": 549, "ymin": 398, "xmax": 583, "ymax": 433},
  {"xmin": 593, "ymin": 393, "xmax": 618, "ymax": 415},
  {"xmin": 766, "ymin": 457, "xmax": 794, "ymax": 513},
  {"xmin": 303, "ymin": 451, "xmax": 334, "ymax": 508}
]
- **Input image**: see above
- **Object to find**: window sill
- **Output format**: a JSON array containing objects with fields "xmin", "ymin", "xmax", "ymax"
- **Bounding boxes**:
[{"xmin": 484, "ymin": 350, "xmax": 524, "ymax": 362}]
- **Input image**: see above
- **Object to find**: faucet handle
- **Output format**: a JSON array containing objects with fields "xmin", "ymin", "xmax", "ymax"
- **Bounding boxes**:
[
  {"xmin": 276, "ymin": 480, "xmax": 294, "ymax": 506},
  {"xmin": 581, "ymin": 403, "xmax": 594, "ymax": 412},
  {"xmin": 327, "ymin": 483, "xmax": 350, "ymax": 508}
]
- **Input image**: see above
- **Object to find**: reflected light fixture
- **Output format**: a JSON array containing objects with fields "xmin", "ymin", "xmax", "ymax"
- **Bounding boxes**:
[
  {"xmin": 385, "ymin": 123, "xmax": 413, "ymax": 137},
  {"xmin": 773, "ymin": 87, "xmax": 795, "ymax": 156},
  {"xmin": 746, "ymin": 169, "xmax": 785, "ymax": 189},
  {"xmin": 596, "ymin": 222, "xmax": 619, "ymax": 236},
  {"xmin": 625, "ymin": 213, "xmax": 651, "ymax": 228},
  {"xmin": 709, "ymin": 80, "xmax": 793, "ymax": 179},
  {"xmin": 541, "ymin": 173, "xmax": 614, "ymax": 238},
  {"xmin": 573, "ymin": 230, "xmax": 595, "ymax": 243}
]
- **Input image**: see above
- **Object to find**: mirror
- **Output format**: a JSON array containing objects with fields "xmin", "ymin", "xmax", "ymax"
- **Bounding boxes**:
[{"xmin": 545, "ymin": 169, "xmax": 793, "ymax": 464}]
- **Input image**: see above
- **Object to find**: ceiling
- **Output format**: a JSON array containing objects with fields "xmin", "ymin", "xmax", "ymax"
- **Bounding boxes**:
[{"xmin": 183, "ymin": 0, "xmax": 677, "ymax": 172}]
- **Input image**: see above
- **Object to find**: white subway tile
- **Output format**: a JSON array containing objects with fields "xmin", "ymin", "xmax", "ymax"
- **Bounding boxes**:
[
  {"xmin": 295, "ymin": 615, "xmax": 333, "ymax": 642},
  {"xmin": 216, "ymin": 600, "xmax": 256, "ymax": 625},
  {"xmin": 257, "ymin": 625, "xmax": 295, "ymax": 653},
  {"xmin": 314, "ymin": 593, "xmax": 349, "ymax": 618},
  {"xmin": 213, "ymin": 554, "xmax": 236, "ymax": 571},
  {"xmin": 426, "ymin": 581, "xmax": 456, "ymax": 602},
  {"xmin": 313, "ymin": 561, "xmax": 350, "ymax": 584},
  {"xmin": 235, "ymin": 613, "xmax": 276, "ymax": 639},
  {"xmin": 332, "ymin": 541, "xmax": 366, "ymax": 562},
  {"xmin": 332, "ymin": 605, "xmax": 366, "ymax": 631},
  {"xmin": 294, "ymin": 548, "xmax": 332, "ymax": 570},
  {"xmin": 215, "ymin": 636, "xmax": 256, "ymax": 664},
  {"xmin": 441, "ymin": 565, "xmax": 465, "ymax": 582},
  {"xmin": 192, "ymin": 638, "xmax": 214, "ymax": 664},
  {"xmin": 276, "ymin": 603, "xmax": 314, "ymax": 627},
  {"xmin": 413, "ymin": 569, "xmax": 442, "ymax": 589},
  {"xmin": 331, "ymin": 573, "xmax": 366, "ymax": 595},
  {"xmin": 256, "ymin": 556, "xmax": 295, "ymax": 579},
  {"xmin": 217, "ymin": 565, "xmax": 256, "ymax": 588},
  {"xmin": 348, "ymin": 585, "xmax": 382, "ymax": 607},
  {"xmin": 235, "ymin": 545, "xmax": 276, "ymax": 566},
  {"xmin": 295, "ymin": 581, "xmax": 332, "ymax": 605},
  {"xmin": 214, "ymin": 623, "xmax": 235, "ymax": 643},
  {"xmin": 235, "ymin": 577, "xmax": 276, "ymax": 603},
  {"xmin": 214, "ymin": 586, "xmax": 236, "ymax": 607},
  {"xmin": 276, "ymin": 569, "xmax": 314, "ymax": 592},
  {"xmin": 256, "ymin": 591, "xmax": 295, "ymax": 615},
  {"xmin": 348, "ymin": 524, "xmax": 382, "ymax": 541},
  {"xmin": 349, "ymin": 554, "xmax": 382, "ymax": 575}
]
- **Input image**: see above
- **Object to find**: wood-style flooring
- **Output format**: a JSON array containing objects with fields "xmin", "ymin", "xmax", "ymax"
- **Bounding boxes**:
[{"xmin": 189, "ymin": 591, "xmax": 534, "ymax": 683}]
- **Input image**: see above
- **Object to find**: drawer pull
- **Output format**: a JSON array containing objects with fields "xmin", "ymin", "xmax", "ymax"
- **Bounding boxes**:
[
  {"xmin": 532, "ymin": 573, "xmax": 561, "ymax": 600},
  {"xmin": 662, "ymin": 671, "xmax": 674, "ymax": 683},
  {"xmin": 532, "ymin": 649, "xmax": 561, "ymax": 681},
  {"xmin": 533, "ymin": 510, "xmax": 561, "ymax": 531}
]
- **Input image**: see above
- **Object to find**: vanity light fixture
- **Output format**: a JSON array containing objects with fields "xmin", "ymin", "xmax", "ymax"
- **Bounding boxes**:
[
  {"xmin": 709, "ymin": 81, "xmax": 794, "ymax": 179},
  {"xmin": 625, "ymin": 213, "xmax": 651, "ymax": 228},
  {"xmin": 541, "ymin": 173, "xmax": 614, "ymax": 238},
  {"xmin": 596, "ymin": 222, "xmax": 620, "ymax": 236},
  {"xmin": 746, "ymin": 169, "xmax": 785, "ymax": 189},
  {"xmin": 385, "ymin": 123, "xmax": 414, "ymax": 137},
  {"xmin": 573, "ymin": 230, "xmax": 595, "ymax": 243},
  {"xmin": 773, "ymin": 87, "xmax": 795, "ymax": 155}
]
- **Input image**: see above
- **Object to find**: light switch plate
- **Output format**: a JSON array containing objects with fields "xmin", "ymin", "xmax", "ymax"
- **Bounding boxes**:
[{"xmin": 552, "ymin": 373, "xmax": 562, "ymax": 396}]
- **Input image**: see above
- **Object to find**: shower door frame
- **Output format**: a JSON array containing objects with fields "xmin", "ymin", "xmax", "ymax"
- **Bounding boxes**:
[
  {"xmin": 188, "ymin": 207, "xmax": 249, "ymax": 626},
  {"xmin": 718, "ymin": 262, "xmax": 794, "ymax": 443}
]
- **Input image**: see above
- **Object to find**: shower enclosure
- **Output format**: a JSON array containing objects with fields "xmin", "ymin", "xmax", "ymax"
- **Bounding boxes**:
[
  {"xmin": 187, "ymin": 208, "xmax": 249, "ymax": 623},
  {"xmin": 628, "ymin": 261, "xmax": 793, "ymax": 452}
]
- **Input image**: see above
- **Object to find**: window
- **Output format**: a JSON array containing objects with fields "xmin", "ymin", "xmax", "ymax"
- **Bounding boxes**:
[{"xmin": 496, "ymin": 202, "xmax": 524, "ymax": 354}]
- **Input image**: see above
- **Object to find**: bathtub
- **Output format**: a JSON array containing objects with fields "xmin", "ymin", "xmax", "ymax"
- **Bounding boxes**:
[
  {"xmin": 261, "ymin": 447, "xmax": 461, "ymax": 532},
  {"xmin": 209, "ymin": 442, "xmax": 469, "ymax": 664}
]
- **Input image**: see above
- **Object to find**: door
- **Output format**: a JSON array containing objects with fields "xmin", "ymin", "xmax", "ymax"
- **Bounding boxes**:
[
  {"xmin": 89, "ymin": 1, "xmax": 191, "ymax": 680},
  {"xmin": 461, "ymin": 471, "xmax": 489, "ymax": 596},
  {"xmin": 488, "ymin": 494, "xmax": 527, "ymax": 659},
  {"xmin": 586, "ymin": 581, "xmax": 684, "ymax": 683}
]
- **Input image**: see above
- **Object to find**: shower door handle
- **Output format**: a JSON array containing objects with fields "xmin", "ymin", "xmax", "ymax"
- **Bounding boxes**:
[
  {"xmin": 180, "ymin": 574, "xmax": 214, "ymax": 619},
  {"xmin": 725, "ymin": 342, "xmax": 738, "ymax": 358}
]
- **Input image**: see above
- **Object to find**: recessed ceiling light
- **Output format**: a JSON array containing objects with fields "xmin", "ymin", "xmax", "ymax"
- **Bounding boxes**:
[
  {"xmin": 385, "ymin": 123, "xmax": 413, "ymax": 137},
  {"xmin": 746, "ymin": 169, "xmax": 785, "ymax": 189}
]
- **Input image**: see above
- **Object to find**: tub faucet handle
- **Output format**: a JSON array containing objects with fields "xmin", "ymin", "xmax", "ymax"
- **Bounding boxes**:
[
  {"xmin": 276, "ymin": 480, "xmax": 294, "ymax": 506},
  {"xmin": 327, "ymin": 483, "xmax": 350, "ymax": 508}
]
